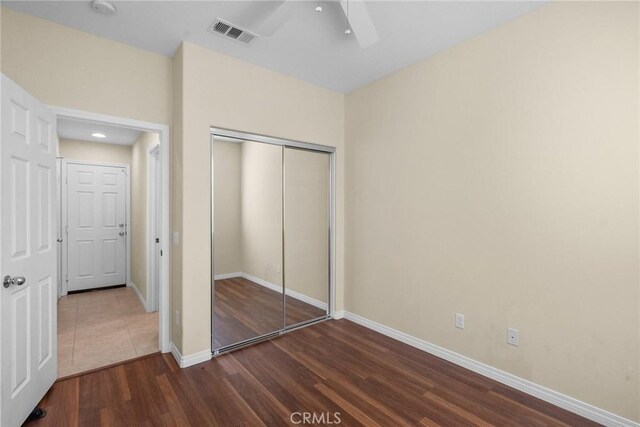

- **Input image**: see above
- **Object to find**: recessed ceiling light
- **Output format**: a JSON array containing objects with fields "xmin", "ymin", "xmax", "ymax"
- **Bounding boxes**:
[
  {"xmin": 345, "ymin": 28, "xmax": 352, "ymax": 35},
  {"xmin": 92, "ymin": 133, "xmax": 106, "ymax": 138},
  {"xmin": 315, "ymin": 5, "xmax": 322, "ymax": 12}
]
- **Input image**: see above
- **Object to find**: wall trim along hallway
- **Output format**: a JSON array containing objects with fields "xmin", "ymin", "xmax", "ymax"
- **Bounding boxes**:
[{"xmin": 338, "ymin": 312, "xmax": 638, "ymax": 427}]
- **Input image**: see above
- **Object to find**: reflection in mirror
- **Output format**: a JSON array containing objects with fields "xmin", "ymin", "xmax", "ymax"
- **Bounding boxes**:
[
  {"xmin": 212, "ymin": 137, "xmax": 283, "ymax": 349},
  {"xmin": 284, "ymin": 148, "xmax": 330, "ymax": 326}
]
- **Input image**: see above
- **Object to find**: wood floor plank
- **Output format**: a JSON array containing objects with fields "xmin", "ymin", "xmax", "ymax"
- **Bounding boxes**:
[
  {"xmin": 161, "ymin": 368, "xmax": 218, "ymax": 426},
  {"xmin": 314, "ymin": 382, "xmax": 379, "ymax": 426},
  {"xmin": 213, "ymin": 277, "xmax": 326, "ymax": 349},
  {"xmin": 321, "ymin": 376, "xmax": 414, "ymax": 426},
  {"xmin": 224, "ymin": 373, "xmax": 291, "ymax": 427},
  {"xmin": 34, "ymin": 378, "xmax": 80, "ymax": 427},
  {"xmin": 26, "ymin": 319, "xmax": 600, "ymax": 427}
]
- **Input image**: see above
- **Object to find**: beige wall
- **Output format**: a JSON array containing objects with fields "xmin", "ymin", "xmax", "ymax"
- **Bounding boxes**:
[
  {"xmin": 345, "ymin": 1, "xmax": 639, "ymax": 421},
  {"xmin": 58, "ymin": 139, "xmax": 132, "ymax": 165},
  {"xmin": 173, "ymin": 41, "xmax": 345, "ymax": 355},
  {"xmin": 240, "ymin": 142, "xmax": 283, "ymax": 286},
  {"xmin": 131, "ymin": 132, "xmax": 160, "ymax": 300},
  {"xmin": 212, "ymin": 140, "xmax": 243, "ymax": 275},
  {"xmin": 284, "ymin": 148, "xmax": 329, "ymax": 303},
  {"xmin": 0, "ymin": 8, "xmax": 172, "ymax": 125}
]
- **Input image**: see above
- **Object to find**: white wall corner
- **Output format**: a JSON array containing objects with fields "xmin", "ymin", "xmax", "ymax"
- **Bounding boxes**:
[
  {"xmin": 128, "ymin": 281, "xmax": 150, "ymax": 312},
  {"xmin": 332, "ymin": 310, "xmax": 345, "ymax": 319},
  {"xmin": 341, "ymin": 311, "xmax": 639, "ymax": 427},
  {"xmin": 170, "ymin": 342, "xmax": 212, "ymax": 368}
]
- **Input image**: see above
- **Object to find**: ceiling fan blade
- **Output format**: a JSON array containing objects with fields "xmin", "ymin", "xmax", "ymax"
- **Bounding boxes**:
[{"xmin": 339, "ymin": 0, "xmax": 380, "ymax": 48}]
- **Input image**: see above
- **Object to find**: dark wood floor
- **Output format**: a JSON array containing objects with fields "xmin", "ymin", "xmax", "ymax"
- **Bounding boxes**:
[
  {"xmin": 27, "ymin": 319, "xmax": 597, "ymax": 427},
  {"xmin": 214, "ymin": 277, "xmax": 326, "ymax": 348}
]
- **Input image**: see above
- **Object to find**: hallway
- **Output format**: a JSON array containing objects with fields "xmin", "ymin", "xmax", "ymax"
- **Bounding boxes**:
[{"xmin": 57, "ymin": 287, "xmax": 158, "ymax": 378}]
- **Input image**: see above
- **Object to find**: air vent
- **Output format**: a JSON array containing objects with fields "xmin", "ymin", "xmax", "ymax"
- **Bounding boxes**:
[
  {"xmin": 208, "ymin": 19, "xmax": 258, "ymax": 45},
  {"xmin": 238, "ymin": 33, "xmax": 255, "ymax": 44},
  {"xmin": 226, "ymin": 27, "xmax": 243, "ymax": 39},
  {"xmin": 212, "ymin": 21, "xmax": 230, "ymax": 34}
]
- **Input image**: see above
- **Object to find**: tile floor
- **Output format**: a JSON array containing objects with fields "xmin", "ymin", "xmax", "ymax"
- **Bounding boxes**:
[{"xmin": 57, "ymin": 286, "xmax": 159, "ymax": 378}]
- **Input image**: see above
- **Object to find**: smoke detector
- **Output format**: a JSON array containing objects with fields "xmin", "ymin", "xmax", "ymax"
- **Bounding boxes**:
[{"xmin": 91, "ymin": 0, "xmax": 116, "ymax": 16}]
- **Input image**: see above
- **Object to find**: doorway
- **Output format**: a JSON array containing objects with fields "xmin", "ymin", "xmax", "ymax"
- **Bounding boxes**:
[{"xmin": 55, "ymin": 116, "xmax": 166, "ymax": 377}]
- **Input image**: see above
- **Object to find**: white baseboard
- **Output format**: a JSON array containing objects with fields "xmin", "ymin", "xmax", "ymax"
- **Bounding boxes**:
[
  {"xmin": 214, "ymin": 272, "xmax": 242, "ymax": 280},
  {"xmin": 128, "ymin": 281, "xmax": 149, "ymax": 312},
  {"xmin": 286, "ymin": 287, "xmax": 327, "ymax": 311},
  {"xmin": 241, "ymin": 272, "xmax": 281, "ymax": 293},
  {"xmin": 170, "ymin": 341, "xmax": 212, "ymax": 368},
  {"xmin": 220, "ymin": 272, "xmax": 328, "ymax": 311},
  {"xmin": 332, "ymin": 310, "xmax": 345, "ymax": 319},
  {"xmin": 342, "ymin": 311, "xmax": 638, "ymax": 427}
]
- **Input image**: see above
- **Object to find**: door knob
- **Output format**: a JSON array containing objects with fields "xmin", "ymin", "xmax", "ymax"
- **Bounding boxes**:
[
  {"xmin": 119, "ymin": 231, "xmax": 125, "ymax": 236},
  {"xmin": 3, "ymin": 275, "xmax": 26, "ymax": 288}
]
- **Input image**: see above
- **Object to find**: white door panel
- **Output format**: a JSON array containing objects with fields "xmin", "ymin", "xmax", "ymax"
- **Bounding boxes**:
[
  {"xmin": 66, "ymin": 163, "xmax": 126, "ymax": 291},
  {"xmin": 1, "ymin": 75, "xmax": 57, "ymax": 427}
]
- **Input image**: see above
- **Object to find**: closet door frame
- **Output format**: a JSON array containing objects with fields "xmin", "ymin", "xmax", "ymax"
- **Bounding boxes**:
[{"xmin": 210, "ymin": 128, "xmax": 336, "ymax": 356}]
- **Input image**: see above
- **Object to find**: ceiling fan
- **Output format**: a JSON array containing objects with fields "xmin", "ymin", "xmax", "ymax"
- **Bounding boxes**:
[{"xmin": 231, "ymin": 0, "xmax": 380, "ymax": 48}]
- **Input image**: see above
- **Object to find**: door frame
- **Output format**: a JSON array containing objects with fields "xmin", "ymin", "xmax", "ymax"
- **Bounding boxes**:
[
  {"xmin": 51, "ymin": 106, "xmax": 171, "ymax": 354},
  {"xmin": 146, "ymin": 143, "xmax": 160, "ymax": 312},
  {"xmin": 61, "ymin": 160, "xmax": 131, "ymax": 295}
]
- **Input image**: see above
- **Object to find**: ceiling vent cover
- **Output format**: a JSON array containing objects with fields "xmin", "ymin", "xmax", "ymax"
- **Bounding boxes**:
[{"xmin": 208, "ymin": 19, "xmax": 258, "ymax": 45}]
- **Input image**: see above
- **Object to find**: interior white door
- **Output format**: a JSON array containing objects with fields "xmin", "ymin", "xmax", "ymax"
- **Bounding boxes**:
[
  {"xmin": 1, "ymin": 75, "xmax": 57, "ymax": 427},
  {"xmin": 66, "ymin": 163, "xmax": 127, "ymax": 291}
]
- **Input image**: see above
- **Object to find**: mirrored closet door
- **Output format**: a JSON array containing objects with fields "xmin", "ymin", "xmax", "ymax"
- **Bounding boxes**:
[
  {"xmin": 211, "ymin": 131, "xmax": 333, "ymax": 354},
  {"xmin": 284, "ymin": 147, "xmax": 330, "ymax": 327},
  {"xmin": 212, "ymin": 137, "xmax": 284, "ymax": 350}
]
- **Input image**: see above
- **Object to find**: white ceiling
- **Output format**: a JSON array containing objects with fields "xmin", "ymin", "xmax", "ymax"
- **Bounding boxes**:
[
  {"xmin": 58, "ymin": 118, "xmax": 142, "ymax": 145},
  {"xmin": 4, "ymin": 1, "xmax": 545, "ymax": 93}
]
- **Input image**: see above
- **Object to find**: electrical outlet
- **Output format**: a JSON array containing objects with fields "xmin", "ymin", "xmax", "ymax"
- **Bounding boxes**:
[
  {"xmin": 455, "ymin": 313, "xmax": 465, "ymax": 329},
  {"xmin": 507, "ymin": 327, "xmax": 519, "ymax": 346},
  {"xmin": 276, "ymin": 264, "xmax": 281, "ymax": 273},
  {"xmin": 175, "ymin": 310, "xmax": 180, "ymax": 326},
  {"xmin": 172, "ymin": 231, "xmax": 180, "ymax": 246}
]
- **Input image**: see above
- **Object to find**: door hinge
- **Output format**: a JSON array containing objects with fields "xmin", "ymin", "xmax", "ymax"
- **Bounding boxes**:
[
  {"xmin": 160, "ymin": 250, "xmax": 163, "ymax": 256},
  {"xmin": 155, "ymin": 238, "xmax": 160, "ymax": 243}
]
